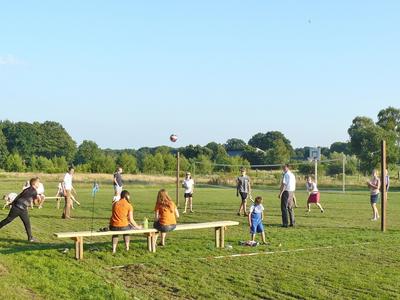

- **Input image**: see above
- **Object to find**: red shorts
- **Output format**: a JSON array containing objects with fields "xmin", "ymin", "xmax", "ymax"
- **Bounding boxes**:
[{"xmin": 308, "ymin": 192, "xmax": 320, "ymax": 203}]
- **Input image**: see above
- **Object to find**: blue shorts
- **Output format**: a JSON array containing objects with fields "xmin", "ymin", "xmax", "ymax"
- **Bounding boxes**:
[
  {"xmin": 250, "ymin": 221, "xmax": 264, "ymax": 234},
  {"xmin": 153, "ymin": 221, "xmax": 176, "ymax": 232},
  {"xmin": 370, "ymin": 194, "xmax": 379, "ymax": 204}
]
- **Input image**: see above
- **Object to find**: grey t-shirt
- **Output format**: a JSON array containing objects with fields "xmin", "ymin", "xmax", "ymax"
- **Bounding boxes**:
[
  {"xmin": 237, "ymin": 175, "xmax": 250, "ymax": 193},
  {"xmin": 113, "ymin": 172, "xmax": 123, "ymax": 187}
]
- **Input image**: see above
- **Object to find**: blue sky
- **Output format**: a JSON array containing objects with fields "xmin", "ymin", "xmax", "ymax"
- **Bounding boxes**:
[{"xmin": 1, "ymin": 1, "xmax": 399, "ymax": 149}]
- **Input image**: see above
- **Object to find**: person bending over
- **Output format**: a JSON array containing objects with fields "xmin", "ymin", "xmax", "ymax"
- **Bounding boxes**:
[{"xmin": 0, "ymin": 177, "xmax": 40, "ymax": 242}]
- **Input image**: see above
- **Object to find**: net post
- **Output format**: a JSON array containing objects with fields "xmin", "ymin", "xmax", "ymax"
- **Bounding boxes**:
[
  {"xmin": 380, "ymin": 141, "xmax": 387, "ymax": 232},
  {"xmin": 176, "ymin": 152, "xmax": 180, "ymax": 208},
  {"xmin": 342, "ymin": 154, "xmax": 346, "ymax": 193},
  {"xmin": 314, "ymin": 159, "xmax": 318, "ymax": 185}
]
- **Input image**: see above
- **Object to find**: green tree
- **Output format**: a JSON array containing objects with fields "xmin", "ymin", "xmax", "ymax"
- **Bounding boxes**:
[
  {"xmin": 377, "ymin": 106, "xmax": 400, "ymax": 134},
  {"xmin": 52, "ymin": 156, "xmax": 69, "ymax": 173},
  {"xmin": 91, "ymin": 154, "xmax": 116, "ymax": 173},
  {"xmin": 266, "ymin": 139, "xmax": 292, "ymax": 164},
  {"xmin": 142, "ymin": 153, "xmax": 164, "ymax": 173},
  {"xmin": 37, "ymin": 121, "xmax": 77, "ymax": 161},
  {"xmin": 348, "ymin": 117, "xmax": 399, "ymax": 172},
  {"xmin": 5, "ymin": 153, "xmax": 26, "ymax": 172},
  {"xmin": 241, "ymin": 145, "xmax": 268, "ymax": 166},
  {"xmin": 224, "ymin": 138, "xmax": 247, "ymax": 151},
  {"xmin": 330, "ymin": 142, "xmax": 351, "ymax": 155},
  {"xmin": 248, "ymin": 131, "xmax": 293, "ymax": 152},
  {"xmin": 0, "ymin": 129, "xmax": 9, "ymax": 168},
  {"xmin": 36, "ymin": 156, "xmax": 55, "ymax": 173},
  {"xmin": 117, "ymin": 152, "xmax": 138, "ymax": 174},
  {"xmin": 75, "ymin": 140, "xmax": 102, "ymax": 165},
  {"xmin": 194, "ymin": 155, "xmax": 213, "ymax": 175}
]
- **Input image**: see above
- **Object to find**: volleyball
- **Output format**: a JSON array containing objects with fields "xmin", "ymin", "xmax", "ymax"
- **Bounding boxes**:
[{"xmin": 170, "ymin": 134, "xmax": 178, "ymax": 142}]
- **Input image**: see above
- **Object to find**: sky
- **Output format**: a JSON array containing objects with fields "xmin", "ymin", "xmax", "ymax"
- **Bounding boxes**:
[{"xmin": 0, "ymin": 1, "xmax": 399, "ymax": 150}]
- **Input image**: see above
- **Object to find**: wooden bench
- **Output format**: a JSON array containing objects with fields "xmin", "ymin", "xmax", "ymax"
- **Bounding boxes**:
[{"xmin": 54, "ymin": 220, "xmax": 239, "ymax": 260}]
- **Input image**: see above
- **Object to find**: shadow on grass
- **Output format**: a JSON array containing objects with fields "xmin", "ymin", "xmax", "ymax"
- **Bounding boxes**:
[{"xmin": 0, "ymin": 238, "xmax": 70, "ymax": 255}]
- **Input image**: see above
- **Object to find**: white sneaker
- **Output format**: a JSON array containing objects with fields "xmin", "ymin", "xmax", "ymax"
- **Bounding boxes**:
[{"xmin": 371, "ymin": 218, "xmax": 377, "ymax": 221}]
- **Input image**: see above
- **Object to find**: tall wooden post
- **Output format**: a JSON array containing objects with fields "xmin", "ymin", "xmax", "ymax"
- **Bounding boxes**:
[
  {"xmin": 342, "ymin": 155, "xmax": 346, "ymax": 193},
  {"xmin": 381, "ymin": 140, "xmax": 387, "ymax": 232},
  {"xmin": 314, "ymin": 159, "xmax": 318, "ymax": 185},
  {"xmin": 176, "ymin": 152, "xmax": 180, "ymax": 208}
]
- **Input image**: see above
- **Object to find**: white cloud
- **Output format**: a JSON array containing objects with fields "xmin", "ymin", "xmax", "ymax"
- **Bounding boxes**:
[{"xmin": 0, "ymin": 54, "xmax": 23, "ymax": 65}]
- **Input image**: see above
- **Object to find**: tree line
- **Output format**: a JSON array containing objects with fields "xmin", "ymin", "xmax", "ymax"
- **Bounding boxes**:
[{"xmin": 0, "ymin": 106, "xmax": 399, "ymax": 175}]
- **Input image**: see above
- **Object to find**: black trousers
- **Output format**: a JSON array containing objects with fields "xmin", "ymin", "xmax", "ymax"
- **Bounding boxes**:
[
  {"xmin": 281, "ymin": 191, "xmax": 295, "ymax": 227},
  {"xmin": 0, "ymin": 206, "xmax": 32, "ymax": 240}
]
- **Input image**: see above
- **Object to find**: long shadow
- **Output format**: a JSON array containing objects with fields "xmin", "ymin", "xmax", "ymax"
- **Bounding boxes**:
[
  {"xmin": 0, "ymin": 236, "xmax": 150, "ymax": 255},
  {"xmin": 0, "ymin": 238, "xmax": 68, "ymax": 255}
]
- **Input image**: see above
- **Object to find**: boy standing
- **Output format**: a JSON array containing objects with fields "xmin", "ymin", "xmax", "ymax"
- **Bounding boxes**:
[{"xmin": 236, "ymin": 168, "xmax": 251, "ymax": 216}]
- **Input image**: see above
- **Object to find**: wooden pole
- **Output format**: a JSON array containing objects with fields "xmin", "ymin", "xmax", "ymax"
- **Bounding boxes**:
[
  {"xmin": 381, "ymin": 141, "xmax": 387, "ymax": 232},
  {"xmin": 176, "ymin": 151, "xmax": 180, "ymax": 208},
  {"xmin": 342, "ymin": 155, "xmax": 346, "ymax": 193},
  {"xmin": 314, "ymin": 159, "xmax": 318, "ymax": 185}
]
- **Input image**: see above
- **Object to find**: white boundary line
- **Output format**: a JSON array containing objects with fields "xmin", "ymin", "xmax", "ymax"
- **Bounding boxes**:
[{"xmin": 199, "ymin": 242, "xmax": 372, "ymax": 260}]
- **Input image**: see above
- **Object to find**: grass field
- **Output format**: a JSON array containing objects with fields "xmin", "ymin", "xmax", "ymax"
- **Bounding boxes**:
[{"xmin": 0, "ymin": 178, "xmax": 400, "ymax": 299}]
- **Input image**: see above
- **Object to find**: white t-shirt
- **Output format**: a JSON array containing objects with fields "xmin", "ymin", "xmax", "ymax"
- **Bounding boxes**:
[
  {"xmin": 182, "ymin": 178, "xmax": 194, "ymax": 194},
  {"xmin": 64, "ymin": 172, "xmax": 73, "ymax": 190},
  {"xmin": 37, "ymin": 183, "xmax": 45, "ymax": 195},
  {"xmin": 6, "ymin": 192, "xmax": 18, "ymax": 202},
  {"xmin": 249, "ymin": 204, "xmax": 264, "ymax": 215},
  {"xmin": 306, "ymin": 182, "xmax": 318, "ymax": 194},
  {"xmin": 282, "ymin": 170, "xmax": 296, "ymax": 192}
]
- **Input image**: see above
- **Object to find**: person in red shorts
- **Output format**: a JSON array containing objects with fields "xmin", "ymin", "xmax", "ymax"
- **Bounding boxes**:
[{"xmin": 306, "ymin": 176, "xmax": 324, "ymax": 213}]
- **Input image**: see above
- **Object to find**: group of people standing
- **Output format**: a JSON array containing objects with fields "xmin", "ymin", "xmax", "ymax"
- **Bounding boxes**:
[{"xmin": 236, "ymin": 164, "xmax": 326, "ymax": 243}]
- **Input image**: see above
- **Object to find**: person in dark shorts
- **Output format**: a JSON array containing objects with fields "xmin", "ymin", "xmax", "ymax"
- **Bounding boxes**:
[
  {"xmin": 236, "ymin": 168, "xmax": 251, "ymax": 216},
  {"xmin": 113, "ymin": 167, "xmax": 123, "ymax": 197},
  {"xmin": 0, "ymin": 177, "xmax": 40, "ymax": 242},
  {"xmin": 153, "ymin": 189, "xmax": 179, "ymax": 246},
  {"xmin": 109, "ymin": 190, "xmax": 142, "ymax": 253},
  {"xmin": 182, "ymin": 172, "xmax": 195, "ymax": 213},
  {"xmin": 367, "ymin": 169, "xmax": 380, "ymax": 221}
]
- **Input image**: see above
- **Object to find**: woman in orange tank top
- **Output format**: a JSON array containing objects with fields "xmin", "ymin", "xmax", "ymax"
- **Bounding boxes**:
[
  {"xmin": 109, "ymin": 190, "xmax": 141, "ymax": 254},
  {"xmin": 153, "ymin": 189, "xmax": 179, "ymax": 246}
]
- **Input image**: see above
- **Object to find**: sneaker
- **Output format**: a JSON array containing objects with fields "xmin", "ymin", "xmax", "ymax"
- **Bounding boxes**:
[
  {"xmin": 321, "ymin": 209, "xmax": 324, "ymax": 213},
  {"xmin": 29, "ymin": 237, "xmax": 38, "ymax": 243},
  {"xmin": 182, "ymin": 211, "xmax": 187, "ymax": 214},
  {"xmin": 237, "ymin": 212, "xmax": 241, "ymax": 216},
  {"xmin": 371, "ymin": 218, "xmax": 377, "ymax": 221},
  {"xmin": 190, "ymin": 210, "xmax": 194, "ymax": 213}
]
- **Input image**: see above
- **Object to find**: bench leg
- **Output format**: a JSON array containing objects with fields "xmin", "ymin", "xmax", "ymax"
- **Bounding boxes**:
[
  {"xmin": 215, "ymin": 228, "xmax": 220, "ymax": 248},
  {"xmin": 151, "ymin": 234, "xmax": 157, "ymax": 253},
  {"xmin": 146, "ymin": 234, "xmax": 152, "ymax": 252},
  {"xmin": 73, "ymin": 237, "xmax": 84, "ymax": 260},
  {"xmin": 219, "ymin": 227, "xmax": 225, "ymax": 248}
]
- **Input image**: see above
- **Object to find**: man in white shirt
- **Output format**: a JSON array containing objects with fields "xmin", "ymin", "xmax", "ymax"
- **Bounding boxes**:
[
  {"xmin": 278, "ymin": 164, "xmax": 296, "ymax": 227},
  {"xmin": 62, "ymin": 166, "xmax": 74, "ymax": 219}
]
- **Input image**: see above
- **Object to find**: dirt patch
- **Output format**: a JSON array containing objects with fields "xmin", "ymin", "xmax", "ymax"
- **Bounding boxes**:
[
  {"xmin": 0, "ymin": 264, "xmax": 8, "ymax": 276},
  {"xmin": 113, "ymin": 264, "xmax": 192, "ymax": 300}
]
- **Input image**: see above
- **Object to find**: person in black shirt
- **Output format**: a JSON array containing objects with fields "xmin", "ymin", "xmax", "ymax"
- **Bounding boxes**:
[
  {"xmin": 113, "ymin": 167, "xmax": 123, "ymax": 197},
  {"xmin": 0, "ymin": 177, "xmax": 40, "ymax": 242}
]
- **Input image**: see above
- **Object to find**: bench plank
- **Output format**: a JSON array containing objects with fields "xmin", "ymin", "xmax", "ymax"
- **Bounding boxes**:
[
  {"xmin": 54, "ymin": 228, "xmax": 158, "ymax": 238},
  {"xmin": 54, "ymin": 221, "xmax": 239, "ymax": 260}
]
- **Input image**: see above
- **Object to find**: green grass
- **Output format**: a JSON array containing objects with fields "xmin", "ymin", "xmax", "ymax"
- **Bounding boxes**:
[{"xmin": 0, "ymin": 179, "xmax": 400, "ymax": 299}]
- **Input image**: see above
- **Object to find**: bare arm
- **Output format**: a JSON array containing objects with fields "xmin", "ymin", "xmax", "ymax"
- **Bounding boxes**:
[
  {"xmin": 128, "ymin": 210, "xmax": 142, "ymax": 228},
  {"xmin": 278, "ymin": 183, "xmax": 285, "ymax": 199}
]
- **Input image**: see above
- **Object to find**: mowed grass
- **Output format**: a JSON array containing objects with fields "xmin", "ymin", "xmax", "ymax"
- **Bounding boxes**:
[{"xmin": 0, "ymin": 179, "xmax": 400, "ymax": 300}]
